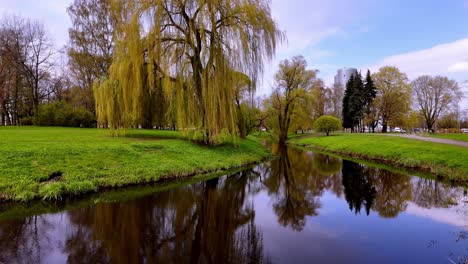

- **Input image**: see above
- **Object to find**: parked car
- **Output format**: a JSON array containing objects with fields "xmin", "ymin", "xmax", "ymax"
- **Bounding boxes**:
[{"xmin": 462, "ymin": 128, "xmax": 468, "ymax": 133}]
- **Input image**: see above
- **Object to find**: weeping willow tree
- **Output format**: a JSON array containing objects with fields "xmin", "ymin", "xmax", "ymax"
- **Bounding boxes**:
[{"xmin": 94, "ymin": 0, "xmax": 282, "ymax": 144}]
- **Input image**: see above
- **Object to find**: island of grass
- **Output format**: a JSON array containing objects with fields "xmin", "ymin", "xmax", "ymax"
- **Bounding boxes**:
[
  {"xmin": 0, "ymin": 127, "xmax": 269, "ymax": 202},
  {"xmin": 291, "ymin": 133, "xmax": 468, "ymax": 182}
]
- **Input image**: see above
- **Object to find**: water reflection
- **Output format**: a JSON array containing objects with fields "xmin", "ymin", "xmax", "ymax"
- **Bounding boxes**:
[
  {"xmin": 341, "ymin": 161, "xmax": 376, "ymax": 215},
  {"xmin": 261, "ymin": 145, "xmax": 342, "ymax": 231},
  {"xmin": 63, "ymin": 175, "xmax": 269, "ymax": 264},
  {"xmin": 0, "ymin": 146, "xmax": 466, "ymax": 263}
]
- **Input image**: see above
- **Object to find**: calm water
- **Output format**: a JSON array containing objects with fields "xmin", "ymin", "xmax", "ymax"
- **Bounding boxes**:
[{"xmin": 0, "ymin": 145, "xmax": 467, "ymax": 264}]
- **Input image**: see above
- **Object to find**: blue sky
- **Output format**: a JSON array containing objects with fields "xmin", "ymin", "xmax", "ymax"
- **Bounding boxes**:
[{"xmin": 1, "ymin": 0, "xmax": 467, "ymax": 107}]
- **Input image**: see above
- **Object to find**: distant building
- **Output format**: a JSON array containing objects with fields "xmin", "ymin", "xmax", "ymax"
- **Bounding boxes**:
[{"xmin": 334, "ymin": 68, "xmax": 358, "ymax": 88}]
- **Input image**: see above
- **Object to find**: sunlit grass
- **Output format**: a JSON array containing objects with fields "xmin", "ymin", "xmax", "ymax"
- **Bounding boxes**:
[{"xmin": 0, "ymin": 127, "xmax": 269, "ymax": 201}]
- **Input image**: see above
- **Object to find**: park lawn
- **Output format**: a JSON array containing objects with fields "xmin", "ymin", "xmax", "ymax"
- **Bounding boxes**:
[
  {"xmin": 424, "ymin": 133, "xmax": 468, "ymax": 142},
  {"xmin": 0, "ymin": 127, "xmax": 269, "ymax": 202},
  {"xmin": 291, "ymin": 133, "xmax": 468, "ymax": 181}
]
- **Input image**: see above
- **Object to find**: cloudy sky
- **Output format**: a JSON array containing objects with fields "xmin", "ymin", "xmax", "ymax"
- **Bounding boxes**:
[{"xmin": 1, "ymin": 0, "xmax": 467, "ymax": 107}]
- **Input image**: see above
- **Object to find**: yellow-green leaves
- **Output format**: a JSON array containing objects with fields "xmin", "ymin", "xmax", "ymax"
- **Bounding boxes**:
[{"xmin": 95, "ymin": 0, "xmax": 282, "ymax": 144}]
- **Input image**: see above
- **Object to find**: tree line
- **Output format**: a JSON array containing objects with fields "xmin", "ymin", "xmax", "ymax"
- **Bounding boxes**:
[
  {"xmin": 0, "ymin": 0, "xmax": 465, "ymax": 144},
  {"xmin": 342, "ymin": 66, "xmax": 462, "ymax": 133}
]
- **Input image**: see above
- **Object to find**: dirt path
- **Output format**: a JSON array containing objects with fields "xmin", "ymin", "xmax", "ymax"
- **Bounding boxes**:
[{"xmin": 385, "ymin": 134, "xmax": 468, "ymax": 147}]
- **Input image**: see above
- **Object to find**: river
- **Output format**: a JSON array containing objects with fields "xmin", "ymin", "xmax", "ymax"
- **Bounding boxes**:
[{"xmin": 0, "ymin": 145, "xmax": 467, "ymax": 263}]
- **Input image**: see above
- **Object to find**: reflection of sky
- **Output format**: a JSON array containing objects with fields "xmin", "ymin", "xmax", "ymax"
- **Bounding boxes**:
[
  {"xmin": 254, "ymin": 190, "xmax": 467, "ymax": 263},
  {"xmin": 34, "ymin": 213, "xmax": 70, "ymax": 264},
  {"xmin": 405, "ymin": 202, "xmax": 468, "ymax": 230}
]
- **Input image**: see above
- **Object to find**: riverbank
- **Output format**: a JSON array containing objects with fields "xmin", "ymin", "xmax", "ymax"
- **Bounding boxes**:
[
  {"xmin": 0, "ymin": 127, "xmax": 270, "ymax": 202},
  {"xmin": 290, "ymin": 133, "xmax": 468, "ymax": 182}
]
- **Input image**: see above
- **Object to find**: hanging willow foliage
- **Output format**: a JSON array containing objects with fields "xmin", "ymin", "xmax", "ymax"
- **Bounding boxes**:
[{"xmin": 94, "ymin": 0, "xmax": 282, "ymax": 144}]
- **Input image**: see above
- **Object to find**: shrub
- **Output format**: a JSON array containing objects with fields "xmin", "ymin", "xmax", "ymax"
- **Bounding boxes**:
[
  {"xmin": 19, "ymin": 116, "xmax": 34, "ymax": 126},
  {"xmin": 313, "ymin": 115, "xmax": 342, "ymax": 136},
  {"xmin": 34, "ymin": 101, "xmax": 96, "ymax": 127}
]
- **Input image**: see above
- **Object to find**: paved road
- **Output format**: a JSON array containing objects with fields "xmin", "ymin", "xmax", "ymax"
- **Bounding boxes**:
[{"xmin": 385, "ymin": 134, "xmax": 468, "ymax": 147}]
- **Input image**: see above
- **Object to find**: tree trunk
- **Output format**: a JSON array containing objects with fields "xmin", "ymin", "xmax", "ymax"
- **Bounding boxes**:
[
  {"xmin": 426, "ymin": 120, "xmax": 434, "ymax": 133},
  {"xmin": 279, "ymin": 129, "xmax": 287, "ymax": 145},
  {"xmin": 382, "ymin": 123, "xmax": 388, "ymax": 133}
]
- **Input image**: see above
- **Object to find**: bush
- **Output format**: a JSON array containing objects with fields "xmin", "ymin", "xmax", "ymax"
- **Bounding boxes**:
[
  {"xmin": 34, "ymin": 101, "xmax": 96, "ymax": 127},
  {"xmin": 19, "ymin": 116, "xmax": 34, "ymax": 126},
  {"xmin": 313, "ymin": 115, "xmax": 342, "ymax": 136}
]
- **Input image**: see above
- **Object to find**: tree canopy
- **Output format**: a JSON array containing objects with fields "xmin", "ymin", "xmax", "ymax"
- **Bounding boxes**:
[
  {"xmin": 412, "ymin": 75, "xmax": 461, "ymax": 133},
  {"xmin": 94, "ymin": 0, "xmax": 282, "ymax": 144},
  {"xmin": 372, "ymin": 66, "xmax": 411, "ymax": 133},
  {"xmin": 313, "ymin": 115, "xmax": 341, "ymax": 136},
  {"xmin": 267, "ymin": 56, "xmax": 317, "ymax": 144}
]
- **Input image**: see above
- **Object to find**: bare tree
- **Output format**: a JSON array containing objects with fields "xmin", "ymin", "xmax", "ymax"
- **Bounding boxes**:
[
  {"xmin": 412, "ymin": 75, "xmax": 462, "ymax": 133},
  {"xmin": 330, "ymin": 83, "xmax": 344, "ymax": 118},
  {"xmin": 1, "ymin": 15, "xmax": 55, "ymax": 117}
]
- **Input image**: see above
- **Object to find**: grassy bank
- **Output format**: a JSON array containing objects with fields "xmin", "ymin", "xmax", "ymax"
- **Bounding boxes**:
[
  {"xmin": 291, "ymin": 133, "xmax": 468, "ymax": 181},
  {"xmin": 0, "ymin": 127, "xmax": 269, "ymax": 201}
]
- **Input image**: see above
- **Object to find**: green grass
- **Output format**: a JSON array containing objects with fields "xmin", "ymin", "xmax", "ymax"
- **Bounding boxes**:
[
  {"xmin": 424, "ymin": 133, "xmax": 468, "ymax": 142},
  {"xmin": 291, "ymin": 133, "xmax": 468, "ymax": 181},
  {"xmin": 0, "ymin": 127, "xmax": 269, "ymax": 202}
]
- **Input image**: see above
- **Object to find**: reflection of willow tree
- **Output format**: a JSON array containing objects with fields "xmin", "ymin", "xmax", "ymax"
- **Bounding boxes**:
[
  {"xmin": 0, "ymin": 215, "xmax": 54, "ymax": 263},
  {"xmin": 263, "ymin": 145, "xmax": 343, "ymax": 231},
  {"xmin": 369, "ymin": 168, "xmax": 412, "ymax": 218},
  {"xmin": 64, "ymin": 173, "xmax": 269, "ymax": 263},
  {"xmin": 341, "ymin": 160, "xmax": 376, "ymax": 215}
]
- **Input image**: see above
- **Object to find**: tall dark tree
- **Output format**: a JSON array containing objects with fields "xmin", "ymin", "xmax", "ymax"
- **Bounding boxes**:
[
  {"xmin": 342, "ymin": 72, "xmax": 365, "ymax": 132},
  {"xmin": 342, "ymin": 74, "xmax": 354, "ymax": 130},
  {"xmin": 363, "ymin": 70, "xmax": 377, "ymax": 132},
  {"xmin": 342, "ymin": 71, "xmax": 376, "ymax": 133}
]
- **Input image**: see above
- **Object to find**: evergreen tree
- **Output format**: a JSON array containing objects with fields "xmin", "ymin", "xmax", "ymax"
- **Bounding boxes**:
[
  {"xmin": 350, "ymin": 72, "xmax": 365, "ymax": 131},
  {"xmin": 364, "ymin": 70, "xmax": 377, "ymax": 108},
  {"xmin": 363, "ymin": 70, "xmax": 377, "ymax": 132},
  {"xmin": 342, "ymin": 75, "xmax": 355, "ymax": 130}
]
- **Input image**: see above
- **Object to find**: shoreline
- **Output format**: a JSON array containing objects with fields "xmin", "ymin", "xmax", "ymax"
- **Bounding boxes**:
[
  {"xmin": 0, "ymin": 127, "xmax": 271, "ymax": 202},
  {"xmin": 290, "ymin": 134, "xmax": 468, "ymax": 183}
]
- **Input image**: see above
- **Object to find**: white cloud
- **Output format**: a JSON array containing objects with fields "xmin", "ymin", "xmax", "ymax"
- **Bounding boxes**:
[
  {"xmin": 369, "ymin": 38, "xmax": 468, "ymax": 79},
  {"xmin": 366, "ymin": 38, "xmax": 468, "ymax": 107},
  {"xmin": 257, "ymin": 0, "xmax": 377, "ymax": 96},
  {"xmin": 448, "ymin": 61, "xmax": 468, "ymax": 72},
  {"xmin": 406, "ymin": 202, "xmax": 468, "ymax": 229}
]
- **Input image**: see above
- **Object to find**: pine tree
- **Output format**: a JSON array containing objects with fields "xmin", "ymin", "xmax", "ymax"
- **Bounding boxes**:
[
  {"xmin": 364, "ymin": 70, "xmax": 377, "ymax": 108},
  {"xmin": 351, "ymin": 72, "xmax": 365, "ymax": 131},
  {"xmin": 342, "ymin": 75, "xmax": 355, "ymax": 130},
  {"xmin": 363, "ymin": 70, "xmax": 377, "ymax": 132}
]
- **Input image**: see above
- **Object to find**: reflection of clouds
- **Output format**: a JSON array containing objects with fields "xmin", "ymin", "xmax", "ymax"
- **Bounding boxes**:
[
  {"xmin": 304, "ymin": 219, "xmax": 339, "ymax": 239},
  {"xmin": 405, "ymin": 202, "xmax": 468, "ymax": 230}
]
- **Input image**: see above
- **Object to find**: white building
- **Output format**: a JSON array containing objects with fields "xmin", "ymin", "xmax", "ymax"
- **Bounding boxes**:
[{"xmin": 334, "ymin": 68, "xmax": 358, "ymax": 88}]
